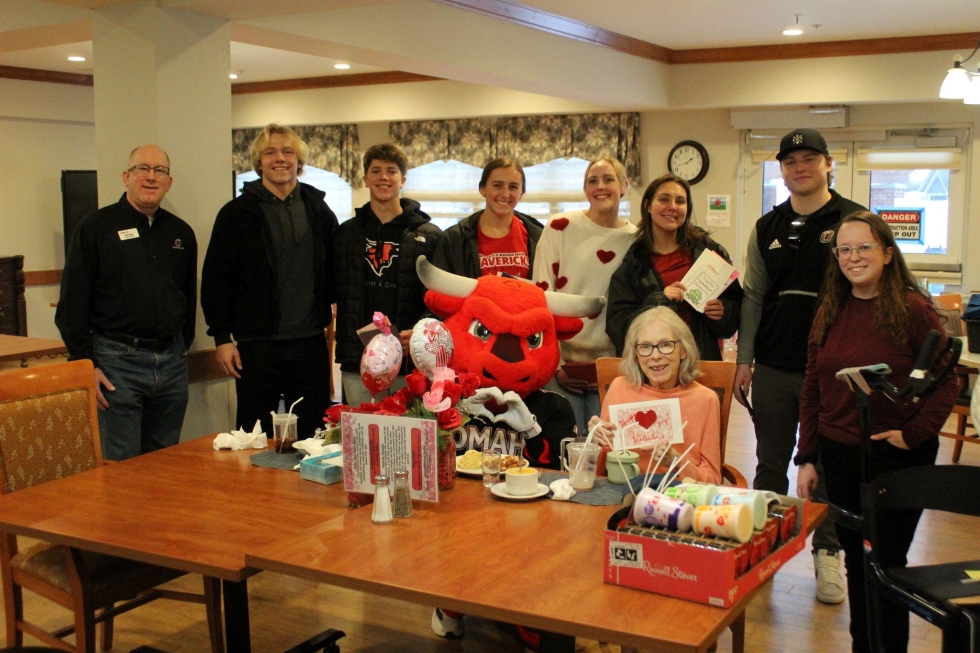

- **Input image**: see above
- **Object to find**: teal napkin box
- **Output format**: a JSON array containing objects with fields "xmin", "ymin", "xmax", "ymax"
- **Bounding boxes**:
[{"xmin": 299, "ymin": 451, "xmax": 343, "ymax": 485}]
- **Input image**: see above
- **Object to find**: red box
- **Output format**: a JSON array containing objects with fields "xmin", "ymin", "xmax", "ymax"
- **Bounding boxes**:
[{"xmin": 603, "ymin": 496, "xmax": 808, "ymax": 608}]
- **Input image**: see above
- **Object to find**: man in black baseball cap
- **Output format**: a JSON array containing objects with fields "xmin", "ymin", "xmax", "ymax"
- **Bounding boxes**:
[
  {"xmin": 735, "ymin": 126, "xmax": 866, "ymax": 606},
  {"xmin": 776, "ymin": 128, "xmax": 830, "ymax": 160}
]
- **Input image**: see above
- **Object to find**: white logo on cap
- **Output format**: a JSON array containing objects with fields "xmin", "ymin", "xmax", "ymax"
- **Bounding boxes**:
[{"xmin": 793, "ymin": 134, "xmax": 804, "ymax": 145}]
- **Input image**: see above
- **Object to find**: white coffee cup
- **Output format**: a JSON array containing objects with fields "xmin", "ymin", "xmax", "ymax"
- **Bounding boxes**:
[{"xmin": 505, "ymin": 467, "xmax": 539, "ymax": 496}]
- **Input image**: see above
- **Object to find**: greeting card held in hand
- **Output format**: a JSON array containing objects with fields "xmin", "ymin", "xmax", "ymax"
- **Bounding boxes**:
[
  {"xmin": 608, "ymin": 398, "xmax": 683, "ymax": 451},
  {"xmin": 679, "ymin": 249, "xmax": 739, "ymax": 313}
]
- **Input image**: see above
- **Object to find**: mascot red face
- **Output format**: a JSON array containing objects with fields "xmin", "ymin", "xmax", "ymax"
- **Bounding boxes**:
[{"xmin": 416, "ymin": 258, "xmax": 604, "ymax": 398}]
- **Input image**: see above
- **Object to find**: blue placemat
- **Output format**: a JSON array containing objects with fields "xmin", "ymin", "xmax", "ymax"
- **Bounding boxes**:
[
  {"xmin": 250, "ymin": 449, "xmax": 304, "ymax": 470},
  {"xmin": 538, "ymin": 471, "xmax": 629, "ymax": 506}
]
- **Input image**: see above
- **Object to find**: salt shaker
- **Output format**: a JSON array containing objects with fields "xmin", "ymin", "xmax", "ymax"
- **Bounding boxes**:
[
  {"xmin": 393, "ymin": 470, "xmax": 412, "ymax": 518},
  {"xmin": 371, "ymin": 475, "xmax": 393, "ymax": 524}
]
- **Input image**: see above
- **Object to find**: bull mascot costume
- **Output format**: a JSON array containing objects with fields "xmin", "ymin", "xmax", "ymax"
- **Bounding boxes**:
[{"xmin": 416, "ymin": 257, "xmax": 605, "ymax": 469}]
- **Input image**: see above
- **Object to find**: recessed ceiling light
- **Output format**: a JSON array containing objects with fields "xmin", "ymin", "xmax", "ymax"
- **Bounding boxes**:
[
  {"xmin": 334, "ymin": 63, "xmax": 351, "ymax": 70},
  {"xmin": 67, "ymin": 56, "xmax": 86, "ymax": 62},
  {"xmin": 782, "ymin": 15, "xmax": 803, "ymax": 36},
  {"xmin": 228, "ymin": 72, "xmax": 238, "ymax": 80}
]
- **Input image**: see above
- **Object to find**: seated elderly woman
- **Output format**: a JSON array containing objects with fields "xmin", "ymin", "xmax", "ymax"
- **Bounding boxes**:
[{"xmin": 588, "ymin": 306, "xmax": 722, "ymax": 484}]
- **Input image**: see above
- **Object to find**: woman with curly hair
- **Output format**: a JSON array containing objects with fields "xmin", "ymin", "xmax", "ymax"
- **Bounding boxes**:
[{"xmin": 796, "ymin": 210, "xmax": 958, "ymax": 653}]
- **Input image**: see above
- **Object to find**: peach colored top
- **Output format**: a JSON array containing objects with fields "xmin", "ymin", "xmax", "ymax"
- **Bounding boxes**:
[{"xmin": 601, "ymin": 377, "xmax": 722, "ymax": 484}]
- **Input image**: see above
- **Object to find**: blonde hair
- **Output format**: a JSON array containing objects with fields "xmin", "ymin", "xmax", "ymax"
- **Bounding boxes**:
[
  {"xmin": 249, "ymin": 124, "xmax": 309, "ymax": 176},
  {"xmin": 584, "ymin": 157, "xmax": 629, "ymax": 197},
  {"xmin": 619, "ymin": 306, "xmax": 701, "ymax": 388}
]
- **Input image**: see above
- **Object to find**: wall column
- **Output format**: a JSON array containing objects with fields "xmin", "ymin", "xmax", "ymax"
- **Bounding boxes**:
[{"xmin": 91, "ymin": 2, "xmax": 235, "ymax": 439}]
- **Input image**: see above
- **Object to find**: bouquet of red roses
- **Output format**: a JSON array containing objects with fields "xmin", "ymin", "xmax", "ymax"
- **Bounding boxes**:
[{"xmin": 322, "ymin": 366, "xmax": 482, "ymax": 492}]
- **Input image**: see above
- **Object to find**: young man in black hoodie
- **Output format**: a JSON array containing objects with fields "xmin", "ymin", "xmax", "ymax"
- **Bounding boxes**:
[
  {"xmin": 202, "ymin": 124, "xmax": 338, "ymax": 440},
  {"xmin": 333, "ymin": 143, "xmax": 442, "ymax": 406},
  {"xmin": 735, "ymin": 128, "xmax": 866, "ymax": 605}
]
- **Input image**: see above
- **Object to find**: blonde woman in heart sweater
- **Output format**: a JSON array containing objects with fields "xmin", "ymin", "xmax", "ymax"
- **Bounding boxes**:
[
  {"xmin": 532, "ymin": 157, "xmax": 636, "ymax": 435},
  {"xmin": 589, "ymin": 306, "xmax": 722, "ymax": 484}
]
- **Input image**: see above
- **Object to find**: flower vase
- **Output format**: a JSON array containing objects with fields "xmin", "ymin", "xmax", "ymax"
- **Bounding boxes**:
[{"xmin": 437, "ymin": 434, "xmax": 456, "ymax": 491}]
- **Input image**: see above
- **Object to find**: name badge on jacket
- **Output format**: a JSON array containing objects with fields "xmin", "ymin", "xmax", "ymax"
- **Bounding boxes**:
[{"xmin": 118, "ymin": 228, "xmax": 140, "ymax": 240}]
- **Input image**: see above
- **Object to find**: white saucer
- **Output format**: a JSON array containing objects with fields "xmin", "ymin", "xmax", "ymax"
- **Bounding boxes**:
[{"xmin": 490, "ymin": 482, "xmax": 549, "ymax": 501}]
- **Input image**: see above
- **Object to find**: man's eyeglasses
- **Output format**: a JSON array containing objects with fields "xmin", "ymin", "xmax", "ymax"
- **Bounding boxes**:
[
  {"xmin": 832, "ymin": 242, "xmax": 881, "ymax": 259},
  {"xmin": 636, "ymin": 340, "xmax": 680, "ymax": 357},
  {"xmin": 127, "ymin": 164, "xmax": 170, "ymax": 178},
  {"xmin": 786, "ymin": 216, "xmax": 806, "ymax": 249}
]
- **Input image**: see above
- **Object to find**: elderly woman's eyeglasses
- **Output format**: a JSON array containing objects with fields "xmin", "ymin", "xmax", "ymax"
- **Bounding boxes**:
[
  {"xmin": 636, "ymin": 340, "xmax": 680, "ymax": 357},
  {"xmin": 127, "ymin": 164, "xmax": 170, "ymax": 178},
  {"xmin": 832, "ymin": 243, "xmax": 880, "ymax": 259}
]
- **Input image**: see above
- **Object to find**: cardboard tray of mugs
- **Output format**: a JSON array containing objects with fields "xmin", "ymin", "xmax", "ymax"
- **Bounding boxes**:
[{"xmin": 603, "ymin": 495, "xmax": 808, "ymax": 608}]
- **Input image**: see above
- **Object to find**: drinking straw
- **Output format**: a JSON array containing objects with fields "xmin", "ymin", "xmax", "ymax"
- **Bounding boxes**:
[
  {"xmin": 658, "ymin": 460, "xmax": 691, "ymax": 494},
  {"xmin": 615, "ymin": 455, "xmax": 637, "ymax": 497},
  {"xmin": 657, "ymin": 442, "xmax": 696, "ymax": 493},
  {"xmin": 641, "ymin": 421, "xmax": 688, "ymax": 490},
  {"xmin": 574, "ymin": 422, "xmax": 603, "ymax": 471},
  {"xmin": 642, "ymin": 440, "xmax": 671, "ymax": 491},
  {"xmin": 288, "ymin": 397, "xmax": 304, "ymax": 416}
]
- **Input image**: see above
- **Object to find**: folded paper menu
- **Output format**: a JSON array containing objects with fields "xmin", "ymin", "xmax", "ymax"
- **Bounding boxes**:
[
  {"xmin": 608, "ymin": 398, "xmax": 683, "ymax": 451},
  {"xmin": 679, "ymin": 249, "xmax": 739, "ymax": 313}
]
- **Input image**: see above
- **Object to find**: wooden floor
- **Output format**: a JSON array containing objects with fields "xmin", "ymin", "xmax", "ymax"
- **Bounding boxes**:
[{"xmin": 3, "ymin": 402, "xmax": 978, "ymax": 652}]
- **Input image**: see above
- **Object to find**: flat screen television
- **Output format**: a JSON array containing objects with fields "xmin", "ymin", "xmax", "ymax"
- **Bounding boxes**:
[{"xmin": 61, "ymin": 170, "xmax": 98, "ymax": 255}]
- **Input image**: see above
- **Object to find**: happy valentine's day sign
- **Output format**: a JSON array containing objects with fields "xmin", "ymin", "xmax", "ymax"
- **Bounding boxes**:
[{"xmin": 608, "ymin": 397, "xmax": 683, "ymax": 451}]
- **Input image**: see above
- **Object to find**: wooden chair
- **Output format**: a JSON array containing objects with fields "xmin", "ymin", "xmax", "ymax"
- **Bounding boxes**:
[
  {"xmin": 934, "ymin": 293, "xmax": 977, "ymax": 463},
  {"xmin": 0, "ymin": 360, "xmax": 224, "ymax": 653},
  {"xmin": 596, "ymin": 357, "xmax": 747, "ymax": 487}
]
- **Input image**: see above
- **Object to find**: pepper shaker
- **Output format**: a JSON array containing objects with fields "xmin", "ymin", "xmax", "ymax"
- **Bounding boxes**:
[{"xmin": 393, "ymin": 470, "xmax": 413, "ymax": 518}]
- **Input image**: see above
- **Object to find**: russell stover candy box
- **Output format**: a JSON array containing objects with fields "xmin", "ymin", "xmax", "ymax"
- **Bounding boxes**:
[{"xmin": 603, "ymin": 495, "xmax": 810, "ymax": 607}]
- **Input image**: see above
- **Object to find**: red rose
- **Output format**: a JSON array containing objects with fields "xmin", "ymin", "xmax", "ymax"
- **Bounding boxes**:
[
  {"xmin": 437, "ymin": 407, "xmax": 463, "ymax": 430},
  {"xmin": 458, "ymin": 373, "xmax": 481, "ymax": 397},
  {"xmin": 379, "ymin": 394, "xmax": 407, "ymax": 414},
  {"xmin": 324, "ymin": 404, "xmax": 349, "ymax": 425},
  {"xmin": 405, "ymin": 370, "xmax": 428, "ymax": 397},
  {"xmin": 442, "ymin": 379, "xmax": 463, "ymax": 406},
  {"xmin": 393, "ymin": 387, "xmax": 415, "ymax": 408},
  {"xmin": 352, "ymin": 401, "xmax": 382, "ymax": 414}
]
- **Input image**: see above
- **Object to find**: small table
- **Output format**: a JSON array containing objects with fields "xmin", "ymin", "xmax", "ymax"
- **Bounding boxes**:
[
  {"xmin": 247, "ymin": 478, "xmax": 826, "ymax": 653},
  {"xmin": 959, "ymin": 337, "xmax": 980, "ymax": 368},
  {"xmin": 0, "ymin": 436, "xmax": 352, "ymax": 651},
  {"xmin": 0, "ymin": 334, "xmax": 68, "ymax": 367}
]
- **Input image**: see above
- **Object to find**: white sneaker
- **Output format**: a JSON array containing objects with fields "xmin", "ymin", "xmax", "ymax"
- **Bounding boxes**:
[
  {"xmin": 813, "ymin": 549, "xmax": 846, "ymax": 604},
  {"xmin": 431, "ymin": 608, "xmax": 464, "ymax": 638}
]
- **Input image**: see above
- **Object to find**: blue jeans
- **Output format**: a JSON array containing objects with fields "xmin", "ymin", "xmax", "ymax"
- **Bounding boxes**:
[{"xmin": 93, "ymin": 334, "xmax": 188, "ymax": 461}]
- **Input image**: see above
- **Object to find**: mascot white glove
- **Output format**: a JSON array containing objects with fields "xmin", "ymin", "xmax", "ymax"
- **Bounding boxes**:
[{"xmin": 459, "ymin": 388, "xmax": 541, "ymax": 438}]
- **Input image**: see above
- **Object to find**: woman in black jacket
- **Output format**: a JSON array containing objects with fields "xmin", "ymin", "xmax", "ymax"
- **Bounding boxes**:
[{"xmin": 606, "ymin": 173, "xmax": 741, "ymax": 361}]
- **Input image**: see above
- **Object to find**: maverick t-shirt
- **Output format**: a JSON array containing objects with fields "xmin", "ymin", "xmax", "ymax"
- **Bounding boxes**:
[{"xmin": 478, "ymin": 216, "xmax": 530, "ymax": 278}]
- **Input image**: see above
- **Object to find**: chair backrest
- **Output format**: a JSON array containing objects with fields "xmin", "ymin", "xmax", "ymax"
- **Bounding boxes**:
[
  {"xmin": 0, "ymin": 360, "xmax": 102, "ymax": 494},
  {"xmin": 594, "ymin": 357, "xmax": 736, "ymax": 466},
  {"xmin": 864, "ymin": 464, "xmax": 980, "ymax": 517},
  {"xmin": 934, "ymin": 293, "xmax": 965, "ymax": 337}
]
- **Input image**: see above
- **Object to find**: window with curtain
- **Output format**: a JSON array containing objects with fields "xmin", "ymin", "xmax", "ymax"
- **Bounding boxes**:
[{"xmin": 392, "ymin": 113, "xmax": 639, "ymax": 225}]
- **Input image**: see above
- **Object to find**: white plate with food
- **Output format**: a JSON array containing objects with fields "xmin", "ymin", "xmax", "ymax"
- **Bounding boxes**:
[
  {"xmin": 489, "ymin": 482, "xmax": 550, "ymax": 501},
  {"xmin": 455, "ymin": 451, "xmax": 528, "ymax": 478}
]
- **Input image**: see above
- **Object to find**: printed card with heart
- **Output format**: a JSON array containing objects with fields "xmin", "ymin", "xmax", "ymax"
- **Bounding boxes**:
[{"xmin": 607, "ymin": 397, "xmax": 684, "ymax": 451}]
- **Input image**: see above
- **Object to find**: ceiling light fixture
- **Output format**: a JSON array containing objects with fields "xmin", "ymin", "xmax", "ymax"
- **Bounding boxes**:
[
  {"xmin": 782, "ymin": 15, "xmax": 803, "ymax": 37},
  {"xmin": 67, "ymin": 56, "xmax": 86, "ymax": 62},
  {"xmin": 228, "ymin": 73, "xmax": 238, "ymax": 80},
  {"xmin": 334, "ymin": 63, "xmax": 351, "ymax": 70},
  {"xmin": 940, "ymin": 38, "xmax": 980, "ymax": 103}
]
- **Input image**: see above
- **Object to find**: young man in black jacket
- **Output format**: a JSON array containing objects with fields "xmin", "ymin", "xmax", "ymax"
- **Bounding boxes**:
[
  {"xmin": 202, "ymin": 124, "xmax": 338, "ymax": 440},
  {"xmin": 735, "ymin": 128, "xmax": 866, "ymax": 605},
  {"xmin": 333, "ymin": 143, "xmax": 442, "ymax": 406}
]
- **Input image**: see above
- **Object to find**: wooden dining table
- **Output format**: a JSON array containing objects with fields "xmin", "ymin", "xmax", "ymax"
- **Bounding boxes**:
[
  {"xmin": 0, "ymin": 334, "xmax": 67, "ymax": 368},
  {"xmin": 0, "ymin": 436, "xmax": 351, "ymax": 652},
  {"xmin": 247, "ymin": 476, "xmax": 827, "ymax": 653}
]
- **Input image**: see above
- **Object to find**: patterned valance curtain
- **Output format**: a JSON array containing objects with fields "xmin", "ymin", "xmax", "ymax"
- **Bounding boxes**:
[
  {"xmin": 389, "ymin": 112, "xmax": 640, "ymax": 185},
  {"xmin": 232, "ymin": 124, "xmax": 363, "ymax": 189}
]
